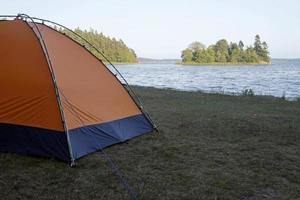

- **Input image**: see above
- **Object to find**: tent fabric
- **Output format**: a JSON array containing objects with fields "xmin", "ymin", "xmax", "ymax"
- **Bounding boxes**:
[
  {"xmin": 0, "ymin": 19, "xmax": 154, "ymax": 163},
  {"xmin": 69, "ymin": 114, "xmax": 153, "ymax": 160},
  {"xmin": 33, "ymin": 24, "xmax": 143, "ymax": 130},
  {"xmin": 0, "ymin": 20, "xmax": 63, "ymax": 131},
  {"xmin": 0, "ymin": 123, "xmax": 69, "ymax": 161}
]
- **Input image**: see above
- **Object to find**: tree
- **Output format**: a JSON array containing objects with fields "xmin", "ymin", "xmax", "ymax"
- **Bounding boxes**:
[
  {"xmin": 188, "ymin": 41, "xmax": 205, "ymax": 52},
  {"xmin": 206, "ymin": 48, "xmax": 216, "ymax": 63},
  {"xmin": 214, "ymin": 39, "xmax": 229, "ymax": 62},
  {"xmin": 261, "ymin": 41, "xmax": 270, "ymax": 62},
  {"xmin": 181, "ymin": 48, "xmax": 193, "ymax": 62},
  {"xmin": 254, "ymin": 35, "xmax": 263, "ymax": 56},
  {"xmin": 254, "ymin": 34, "xmax": 270, "ymax": 63},
  {"xmin": 242, "ymin": 46, "xmax": 259, "ymax": 63},
  {"xmin": 238, "ymin": 40, "xmax": 244, "ymax": 51},
  {"xmin": 229, "ymin": 42, "xmax": 239, "ymax": 56},
  {"xmin": 181, "ymin": 35, "xmax": 270, "ymax": 64},
  {"xmin": 231, "ymin": 49, "xmax": 242, "ymax": 62},
  {"xmin": 63, "ymin": 27, "xmax": 138, "ymax": 63},
  {"xmin": 193, "ymin": 49, "xmax": 215, "ymax": 63}
]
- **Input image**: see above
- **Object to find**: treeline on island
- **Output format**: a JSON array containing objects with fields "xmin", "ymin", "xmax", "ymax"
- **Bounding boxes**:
[
  {"xmin": 56, "ymin": 26, "xmax": 138, "ymax": 63},
  {"xmin": 181, "ymin": 35, "xmax": 270, "ymax": 64}
]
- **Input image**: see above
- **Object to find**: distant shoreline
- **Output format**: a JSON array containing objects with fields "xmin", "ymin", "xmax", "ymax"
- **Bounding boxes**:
[
  {"xmin": 103, "ymin": 62, "xmax": 138, "ymax": 65},
  {"xmin": 105, "ymin": 59, "xmax": 300, "ymax": 65},
  {"xmin": 177, "ymin": 61, "xmax": 271, "ymax": 66}
]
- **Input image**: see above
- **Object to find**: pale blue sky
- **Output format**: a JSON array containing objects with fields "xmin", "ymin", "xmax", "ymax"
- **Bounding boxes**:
[{"xmin": 1, "ymin": 0, "xmax": 300, "ymax": 59}]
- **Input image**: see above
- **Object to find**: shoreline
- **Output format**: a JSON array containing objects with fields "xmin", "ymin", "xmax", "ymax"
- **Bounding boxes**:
[
  {"xmin": 104, "ymin": 62, "xmax": 271, "ymax": 66},
  {"xmin": 177, "ymin": 61, "xmax": 271, "ymax": 66},
  {"xmin": 131, "ymin": 85, "xmax": 300, "ymax": 101},
  {"xmin": 103, "ymin": 62, "xmax": 138, "ymax": 65}
]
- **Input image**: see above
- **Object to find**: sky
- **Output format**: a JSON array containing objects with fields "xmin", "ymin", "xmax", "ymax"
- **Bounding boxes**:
[{"xmin": 1, "ymin": 0, "xmax": 300, "ymax": 59}]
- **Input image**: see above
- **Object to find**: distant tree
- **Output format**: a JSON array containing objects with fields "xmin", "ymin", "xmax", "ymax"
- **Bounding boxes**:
[
  {"xmin": 61, "ymin": 27, "xmax": 138, "ymax": 63},
  {"xmin": 254, "ymin": 34, "xmax": 270, "ymax": 63},
  {"xmin": 214, "ymin": 39, "xmax": 229, "ymax": 62},
  {"xmin": 238, "ymin": 40, "xmax": 244, "ymax": 51},
  {"xmin": 261, "ymin": 41, "xmax": 271, "ymax": 62},
  {"xmin": 188, "ymin": 41, "xmax": 205, "ymax": 52},
  {"xmin": 181, "ymin": 48, "xmax": 193, "ymax": 62},
  {"xmin": 206, "ymin": 48, "xmax": 216, "ymax": 63},
  {"xmin": 242, "ymin": 46, "xmax": 259, "ymax": 63},
  {"xmin": 192, "ymin": 50, "xmax": 198, "ymax": 61},
  {"xmin": 181, "ymin": 35, "xmax": 270, "ymax": 64},
  {"xmin": 231, "ymin": 49, "xmax": 242, "ymax": 62},
  {"xmin": 254, "ymin": 35, "xmax": 263, "ymax": 56},
  {"xmin": 228, "ymin": 42, "xmax": 239, "ymax": 56},
  {"xmin": 228, "ymin": 43, "xmax": 242, "ymax": 62},
  {"xmin": 192, "ymin": 50, "xmax": 201, "ymax": 62}
]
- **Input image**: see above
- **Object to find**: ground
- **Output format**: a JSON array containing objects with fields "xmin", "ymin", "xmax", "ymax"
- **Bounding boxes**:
[{"xmin": 1, "ymin": 86, "xmax": 300, "ymax": 200}]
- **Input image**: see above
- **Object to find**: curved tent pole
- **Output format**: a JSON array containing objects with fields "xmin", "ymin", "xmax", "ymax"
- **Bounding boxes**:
[{"xmin": 15, "ymin": 14, "xmax": 75, "ymax": 166}]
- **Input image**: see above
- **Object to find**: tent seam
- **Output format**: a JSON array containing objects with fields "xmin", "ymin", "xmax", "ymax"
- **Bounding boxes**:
[{"xmin": 21, "ymin": 16, "xmax": 75, "ymax": 166}]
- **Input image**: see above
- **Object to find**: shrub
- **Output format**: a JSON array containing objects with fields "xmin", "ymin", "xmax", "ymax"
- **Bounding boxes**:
[
  {"xmin": 242, "ymin": 89, "xmax": 255, "ymax": 96},
  {"xmin": 281, "ymin": 92, "xmax": 286, "ymax": 100}
]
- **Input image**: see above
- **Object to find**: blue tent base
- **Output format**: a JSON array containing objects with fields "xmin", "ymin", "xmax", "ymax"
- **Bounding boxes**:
[
  {"xmin": 0, "ymin": 123, "xmax": 69, "ymax": 161},
  {"xmin": 0, "ymin": 114, "xmax": 153, "ymax": 163},
  {"xmin": 69, "ymin": 114, "xmax": 154, "ymax": 160}
]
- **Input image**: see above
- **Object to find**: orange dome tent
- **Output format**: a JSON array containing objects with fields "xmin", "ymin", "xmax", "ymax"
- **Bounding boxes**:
[{"xmin": 0, "ymin": 14, "xmax": 155, "ymax": 165}]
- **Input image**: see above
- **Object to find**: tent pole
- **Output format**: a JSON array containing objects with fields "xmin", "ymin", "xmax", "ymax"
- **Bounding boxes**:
[{"xmin": 17, "ymin": 14, "xmax": 76, "ymax": 166}]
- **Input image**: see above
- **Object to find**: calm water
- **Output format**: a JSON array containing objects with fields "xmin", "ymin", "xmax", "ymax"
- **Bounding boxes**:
[{"xmin": 112, "ymin": 59, "xmax": 300, "ymax": 99}]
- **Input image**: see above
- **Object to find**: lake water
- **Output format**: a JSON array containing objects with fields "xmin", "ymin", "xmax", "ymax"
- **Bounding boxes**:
[{"xmin": 112, "ymin": 59, "xmax": 300, "ymax": 100}]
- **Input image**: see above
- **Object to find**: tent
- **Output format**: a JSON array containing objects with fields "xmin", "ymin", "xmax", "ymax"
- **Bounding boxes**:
[{"xmin": 0, "ymin": 14, "xmax": 155, "ymax": 165}]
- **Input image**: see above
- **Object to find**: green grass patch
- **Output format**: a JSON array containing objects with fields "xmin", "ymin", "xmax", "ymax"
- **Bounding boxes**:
[{"xmin": 1, "ymin": 86, "xmax": 300, "ymax": 199}]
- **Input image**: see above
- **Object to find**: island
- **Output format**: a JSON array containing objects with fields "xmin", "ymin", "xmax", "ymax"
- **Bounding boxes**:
[{"xmin": 180, "ymin": 35, "xmax": 270, "ymax": 65}]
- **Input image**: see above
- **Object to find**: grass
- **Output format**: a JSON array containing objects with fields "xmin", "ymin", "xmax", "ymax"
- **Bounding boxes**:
[{"xmin": 1, "ymin": 86, "xmax": 300, "ymax": 200}]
